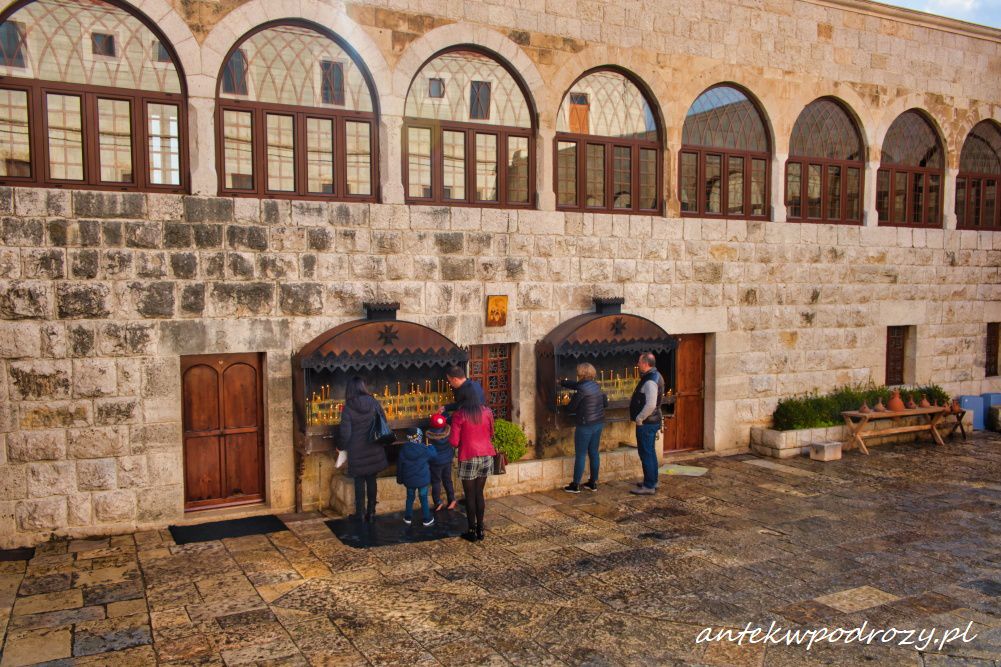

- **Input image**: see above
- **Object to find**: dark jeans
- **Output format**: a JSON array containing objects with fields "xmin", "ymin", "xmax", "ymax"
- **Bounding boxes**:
[
  {"xmin": 353, "ymin": 473, "xmax": 377, "ymax": 516},
  {"xmin": 429, "ymin": 460, "xmax": 455, "ymax": 505},
  {"xmin": 405, "ymin": 485, "xmax": 431, "ymax": 522},
  {"xmin": 635, "ymin": 422, "xmax": 660, "ymax": 489},
  {"xmin": 572, "ymin": 422, "xmax": 604, "ymax": 485}
]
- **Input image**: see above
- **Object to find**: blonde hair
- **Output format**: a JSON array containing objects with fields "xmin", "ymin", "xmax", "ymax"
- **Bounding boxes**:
[{"xmin": 576, "ymin": 363, "xmax": 597, "ymax": 381}]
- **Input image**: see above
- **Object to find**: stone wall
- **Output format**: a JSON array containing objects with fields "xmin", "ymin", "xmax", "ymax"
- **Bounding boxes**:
[{"xmin": 2, "ymin": 186, "xmax": 1000, "ymax": 546}]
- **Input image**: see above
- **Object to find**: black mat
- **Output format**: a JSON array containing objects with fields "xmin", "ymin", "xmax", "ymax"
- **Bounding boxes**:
[
  {"xmin": 168, "ymin": 515, "xmax": 288, "ymax": 545},
  {"xmin": 0, "ymin": 547, "xmax": 34, "ymax": 561},
  {"xmin": 326, "ymin": 509, "xmax": 469, "ymax": 548}
]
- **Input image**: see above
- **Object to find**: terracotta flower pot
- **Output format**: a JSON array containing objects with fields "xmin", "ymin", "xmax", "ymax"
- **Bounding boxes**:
[
  {"xmin": 919, "ymin": 394, "xmax": 931, "ymax": 408},
  {"xmin": 887, "ymin": 389, "xmax": 905, "ymax": 412},
  {"xmin": 873, "ymin": 398, "xmax": 886, "ymax": 412},
  {"xmin": 859, "ymin": 400, "xmax": 871, "ymax": 414},
  {"xmin": 905, "ymin": 396, "xmax": 917, "ymax": 409}
]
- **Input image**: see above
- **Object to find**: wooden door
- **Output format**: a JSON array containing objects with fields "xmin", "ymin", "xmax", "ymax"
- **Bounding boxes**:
[
  {"xmin": 468, "ymin": 344, "xmax": 514, "ymax": 420},
  {"xmin": 664, "ymin": 334, "xmax": 705, "ymax": 452},
  {"xmin": 181, "ymin": 353, "xmax": 266, "ymax": 511}
]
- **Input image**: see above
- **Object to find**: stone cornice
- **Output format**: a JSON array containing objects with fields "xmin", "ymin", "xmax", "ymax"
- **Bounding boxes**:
[{"xmin": 810, "ymin": 0, "xmax": 1001, "ymax": 43}]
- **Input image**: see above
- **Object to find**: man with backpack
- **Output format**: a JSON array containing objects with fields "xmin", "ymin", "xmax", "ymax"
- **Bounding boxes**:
[{"xmin": 629, "ymin": 352, "xmax": 665, "ymax": 495}]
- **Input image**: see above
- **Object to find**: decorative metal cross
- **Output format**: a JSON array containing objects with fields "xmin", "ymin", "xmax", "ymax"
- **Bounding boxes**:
[
  {"xmin": 610, "ymin": 317, "xmax": 627, "ymax": 336},
  {"xmin": 377, "ymin": 324, "xmax": 400, "ymax": 346}
]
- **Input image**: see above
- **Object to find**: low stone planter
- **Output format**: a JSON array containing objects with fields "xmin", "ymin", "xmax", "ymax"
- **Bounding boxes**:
[{"xmin": 328, "ymin": 446, "xmax": 659, "ymax": 515}]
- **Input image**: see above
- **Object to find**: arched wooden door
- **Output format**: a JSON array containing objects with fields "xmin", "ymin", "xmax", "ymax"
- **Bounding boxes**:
[{"xmin": 181, "ymin": 353, "xmax": 266, "ymax": 511}]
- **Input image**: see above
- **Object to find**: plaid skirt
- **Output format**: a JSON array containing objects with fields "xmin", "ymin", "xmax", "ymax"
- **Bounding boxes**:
[{"xmin": 457, "ymin": 455, "xmax": 493, "ymax": 480}]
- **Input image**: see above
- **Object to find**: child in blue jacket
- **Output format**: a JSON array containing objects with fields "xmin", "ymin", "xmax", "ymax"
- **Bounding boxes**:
[
  {"xmin": 426, "ymin": 413, "xmax": 456, "ymax": 511},
  {"xmin": 396, "ymin": 427, "xmax": 434, "ymax": 526}
]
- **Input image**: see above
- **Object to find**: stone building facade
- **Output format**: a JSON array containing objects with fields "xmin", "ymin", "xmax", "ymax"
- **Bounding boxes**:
[{"xmin": 1, "ymin": 0, "xmax": 1000, "ymax": 547}]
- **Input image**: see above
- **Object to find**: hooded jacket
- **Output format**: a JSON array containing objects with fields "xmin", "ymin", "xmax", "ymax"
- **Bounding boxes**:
[
  {"xmin": 396, "ymin": 438, "xmax": 433, "ymax": 488},
  {"xmin": 338, "ymin": 395, "xmax": 389, "ymax": 477},
  {"xmin": 561, "ymin": 379, "xmax": 608, "ymax": 426}
]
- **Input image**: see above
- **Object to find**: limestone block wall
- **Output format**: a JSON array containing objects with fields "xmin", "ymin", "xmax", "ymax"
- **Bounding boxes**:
[{"xmin": 1, "ymin": 186, "xmax": 1000, "ymax": 547}]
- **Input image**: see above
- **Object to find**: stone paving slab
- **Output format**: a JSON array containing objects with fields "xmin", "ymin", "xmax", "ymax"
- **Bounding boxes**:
[{"xmin": 1, "ymin": 434, "xmax": 1001, "ymax": 665}]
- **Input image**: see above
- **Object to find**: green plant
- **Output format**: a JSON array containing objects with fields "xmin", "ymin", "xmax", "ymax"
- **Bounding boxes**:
[
  {"xmin": 772, "ymin": 383, "xmax": 950, "ymax": 431},
  {"xmin": 492, "ymin": 419, "xmax": 528, "ymax": 463}
]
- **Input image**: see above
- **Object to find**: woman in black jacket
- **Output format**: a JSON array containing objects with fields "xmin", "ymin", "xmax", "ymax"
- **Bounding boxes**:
[
  {"xmin": 561, "ymin": 363, "xmax": 608, "ymax": 493},
  {"xmin": 337, "ymin": 377, "xmax": 388, "ymax": 521}
]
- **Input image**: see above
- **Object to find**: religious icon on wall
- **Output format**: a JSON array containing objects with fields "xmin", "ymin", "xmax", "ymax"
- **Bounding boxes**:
[{"xmin": 486, "ymin": 295, "xmax": 508, "ymax": 327}]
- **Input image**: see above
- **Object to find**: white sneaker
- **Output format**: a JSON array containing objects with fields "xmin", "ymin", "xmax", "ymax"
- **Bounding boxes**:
[{"xmin": 423, "ymin": 517, "xmax": 435, "ymax": 527}]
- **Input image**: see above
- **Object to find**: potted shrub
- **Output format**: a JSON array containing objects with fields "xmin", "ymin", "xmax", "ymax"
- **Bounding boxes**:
[{"xmin": 491, "ymin": 419, "xmax": 528, "ymax": 474}]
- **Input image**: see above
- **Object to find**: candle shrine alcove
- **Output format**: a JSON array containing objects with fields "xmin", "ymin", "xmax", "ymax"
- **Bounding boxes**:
[
  {"xmin": 291, "ymin": 303, "xmax": 468, "ymax": 510},
  {"xmin": 535, "ymin": 298, "xmax": 678, "ymax": 456}
]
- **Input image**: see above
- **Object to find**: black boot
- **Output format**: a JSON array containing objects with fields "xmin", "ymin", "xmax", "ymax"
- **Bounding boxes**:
[
  {"xmin": 475, "ymin": 526, "xmax": 485, "ymax": 541},
  {"xmin": 462, "ymin": 522, "xmax": 478, "ymax": 542}
]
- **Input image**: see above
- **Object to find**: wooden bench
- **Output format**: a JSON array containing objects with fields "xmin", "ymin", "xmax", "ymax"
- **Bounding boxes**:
[{"xmin": 841, "ymin": 407, "xmax": 947, "ymax": 455}]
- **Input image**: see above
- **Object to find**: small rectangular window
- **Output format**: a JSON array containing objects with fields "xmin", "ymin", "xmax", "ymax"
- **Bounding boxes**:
[
  {"xmin": 345, "ymin": 121, "xmax": 371, "ymax": 196},
  {"xmin": 152, "ymin": 40, "xmax": 171, "ymax": 64},
  {"xmin": 407, "ymin": 126, "xmax": 432, "ymax": 199},
  {"xmin": 886, "ymin": 326, "xmax": 907, "ymax": 386},
  {"xmin": 0, "ymin": 88, "xmax": 30, "ymax": 177},
  {"xmin": 786, "ymin": 162, "xmax": 802, "ymax": 218},
  {"xmin": 306, "ymin": 117, "xmax": 334, "ymax": 194},
  {"xmin": 680, "ymin": 152, "xmax": 698, "ymax": 213},
  {"xmin": 0, "ymin": 21, "xmax": 26, "ymax": 68},
  {"xmin": 469, "ymin": 81, "xmax": 490, "ymax": 120},
  {"xmin": 475, "ymin": 133, "xmax": 497, "ymax": 202},
  {"xmin": 443, "ymin": 130, "xmax": 465, "ymax": 200},
  {"xmin": 428, "ymin": 78, "xmax": 444, "ymax": 99},
  {"xmin": 987, "ymin": 323, "xmax": 999, "ymax": 378},
  {"xmin": 221, "ymin": 49, "xmax": 248, "ymax": 96},
  {"xmin": 507, "ymin": 135, "xmax": 530, "ymax": 204},
  {"xmin": 92, "ymin": 32, "xmax": 116, "ymax": 58},
  {"xmin": 556, "ymin": 140, "xmax": 577, "ymax": 207},
  {"xmin": 222, "ymin": 109, "xmax": 253, "ymax": 190},
  {"xmin": 876, "ymin": 169, "xmax": 890, "ymax": 221},
  {"xmin": 320, "ymin": 61, "xmax": 344, "ymax": 105}
]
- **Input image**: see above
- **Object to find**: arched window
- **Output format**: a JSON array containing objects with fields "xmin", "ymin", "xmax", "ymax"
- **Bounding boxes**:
[
  {"xmin": 0, "ymin": 0, "xmax": 186, "ymax": 192},
  {"xmin": 680, "ymin": 85, "xmax": 770, "ymax": 219},
  {"xmin": 216, "ymin": 22, "xmax": 377, "ymax": 200},
  {"xmin": 555, "ymin": 69, "xmax": 660, "ymax": 213},
  {"xmin": 404, "ymin": 48, "xmax": 534, "ymax": 208},
  {"xmin": 786, "ymin": 98, "xmax": 864, "ymax": 224},
  {"xmin": 956, "ymin": 121, "xmax": 1001, "ymax": 230},
  {"xmin": 876, "ymin": 110, "xmax": 943, "ymax": 227}
]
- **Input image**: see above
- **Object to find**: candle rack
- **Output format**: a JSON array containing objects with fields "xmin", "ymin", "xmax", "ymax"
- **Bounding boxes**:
[{"xmin": 536, "ymin": 298, "xmax": 678, "ymax": 439}]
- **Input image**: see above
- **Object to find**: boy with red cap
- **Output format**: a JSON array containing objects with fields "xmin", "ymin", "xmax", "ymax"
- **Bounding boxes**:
[{"xmin": 426, "ymin": 412, "xmax": 456, "ymax": 512}]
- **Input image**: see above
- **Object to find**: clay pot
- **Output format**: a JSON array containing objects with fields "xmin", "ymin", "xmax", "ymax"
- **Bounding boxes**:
[
  {"xmin": 873, "ymin": 398, "xmax": 887, "ymax": 412},
  {"xmin": 858, "ymin": 400, "xmax": 871, "ymax": 414},
  {"xmin": 905, "ymin": 396, "xmax": 918, "ymax": 410},
  {"xmin": 887, "ymin": 389, "xmax": 906, "ymax": 412},
  {"xmin": 919, "ymin": 394, "xmax": 931, "ymax": 408}
]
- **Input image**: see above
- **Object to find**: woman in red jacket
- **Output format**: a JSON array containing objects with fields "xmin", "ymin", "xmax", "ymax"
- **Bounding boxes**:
[{"xmin": 449, "ymin": 392, "xmax": 495, "ymax": 542}]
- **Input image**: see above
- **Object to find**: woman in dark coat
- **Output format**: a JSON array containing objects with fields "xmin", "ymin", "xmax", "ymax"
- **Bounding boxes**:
[{"xmin": 337, "ymin": 377, "xmax": 388, "ymax": 521}]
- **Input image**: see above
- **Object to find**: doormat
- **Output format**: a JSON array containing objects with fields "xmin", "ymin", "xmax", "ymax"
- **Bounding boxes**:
[
  {"xmin": 168, "ymin": 515, "xmax": 288, "ymax": 545},
  {"xmin": 326, "ymin": 509, "xmax": 469, "ymax": 549},
  {"xmin": 659, "ymin": 464, "xmax": 708, "ymax": 476},
  {"xmin": 0, "ymin": 547, "xmax": 35, "ymax": 561}
]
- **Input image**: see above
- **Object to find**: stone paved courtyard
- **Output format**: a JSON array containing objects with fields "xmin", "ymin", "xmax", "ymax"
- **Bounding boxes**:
[{"xmin": 1, "ymin": 434, "xmax": 1000, "ymax": 666}]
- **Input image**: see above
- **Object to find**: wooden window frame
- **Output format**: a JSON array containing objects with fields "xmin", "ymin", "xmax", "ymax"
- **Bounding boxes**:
[
  {"xmin": 91, "ymin": 32, "xmax": 116, "ymax": 58},
  {"xmin": 679, "ymin": 147, "xmax": 770, "ymax": 220},
  {"xmin": 403, "ymin": 118, "xmax": 534, "ymax": 209},
  {"xmin": 785, "ymin": 156, "xmax": 864, "ymax": 225},
  {"xmin": 554, "ymin": 132, "xmax": 661, "ymax": 215},
  {"xmin": 875, "ymin": 166, "xmax": 943, "ymax": 228},
  {"xmin": 428, "ymin": 77, "xmax": 444, "ymax": 99},
  {"xmin": 0, "ymin": 77, "xmax": 188, "ymax": 193},
  {"xmin": 216, "ymin": 100, "xmax": 377, "ymax": 202},
  {"xmin": 956, "ymin": 172, "xmax": 1000, "ymax": 230},
  {"xmin": 885, "ymin": 325, "xmax": 908, "ymax": 386}
]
